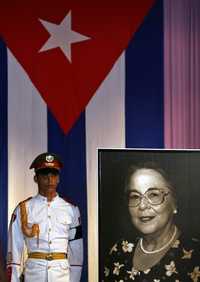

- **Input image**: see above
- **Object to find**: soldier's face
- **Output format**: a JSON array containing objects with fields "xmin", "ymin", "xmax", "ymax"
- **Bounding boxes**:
[{"xmin": 34, "ymin": 169, "xmax": 60, "ymax": 197}]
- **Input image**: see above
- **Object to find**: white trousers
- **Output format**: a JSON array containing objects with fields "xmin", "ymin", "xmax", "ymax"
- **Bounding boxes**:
[{"xmin": 24, "ymin": 259, "xmax": 70, "ymax": 282}]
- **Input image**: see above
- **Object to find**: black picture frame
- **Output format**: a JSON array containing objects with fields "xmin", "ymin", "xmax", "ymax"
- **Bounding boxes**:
[{"xmin": 98, "ymin": 149, "xmax": 200, "ymax": 281}]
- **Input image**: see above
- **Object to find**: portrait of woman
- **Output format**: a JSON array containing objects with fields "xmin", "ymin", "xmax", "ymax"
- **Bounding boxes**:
[{"xmin": 99, "ymin": 150, "xmax": 200, "ymax": 282}]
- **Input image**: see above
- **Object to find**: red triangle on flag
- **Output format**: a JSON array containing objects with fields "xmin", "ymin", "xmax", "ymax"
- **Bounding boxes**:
[{"xmin": 0, "ymin": 1, "xmax": 155, "ymax": 133}]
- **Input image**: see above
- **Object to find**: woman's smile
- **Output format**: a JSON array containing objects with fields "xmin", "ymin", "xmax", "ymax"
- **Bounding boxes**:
[{"xmin": 139, "ymin": 215, "xmax": 156, "ymax": 223}]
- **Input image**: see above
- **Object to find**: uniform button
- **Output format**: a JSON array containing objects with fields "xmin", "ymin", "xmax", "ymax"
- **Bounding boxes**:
[
  {"xmin": 48, "ymin": 266, "xmax": 51, "ymax": 270},
  {"xmin": 48, "ymin": 215, "xmax": 51, "ymax": 218},
  {"xmin": 49, "ymin": 241, "xmax": 52, "ymax": 244},
  {"xmin": 49, "ymin": 228, "xmax": 51, "ymax": 232}
]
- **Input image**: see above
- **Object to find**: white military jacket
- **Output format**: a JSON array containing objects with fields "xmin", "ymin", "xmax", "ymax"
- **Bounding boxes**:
[{"xmin": 7, "ymin": 194, "xmax": 83, "ymax": 282}]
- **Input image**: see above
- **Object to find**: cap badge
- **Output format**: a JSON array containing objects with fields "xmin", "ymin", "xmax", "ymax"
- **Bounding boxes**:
[{"xmin": 46, "ymin": 155, "xmax": 54, "ymax": 163}]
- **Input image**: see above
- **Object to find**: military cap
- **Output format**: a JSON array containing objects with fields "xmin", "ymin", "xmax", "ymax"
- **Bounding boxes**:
[{"xmin": 29, "ymin": 152, "xmax": 63, "ymax": 171}]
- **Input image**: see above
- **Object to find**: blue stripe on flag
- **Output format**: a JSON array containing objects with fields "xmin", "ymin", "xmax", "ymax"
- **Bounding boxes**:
[
  {"xmin": 47, "ymin": 111, "xmax": 87, "ymax": 281},
  {"xmin": 0, "ymin": 39, "xmax": 8, "ymax": 258},
  {"xmin": 125, "ymin": 0, "xmax": 164, "ymax": 148}
]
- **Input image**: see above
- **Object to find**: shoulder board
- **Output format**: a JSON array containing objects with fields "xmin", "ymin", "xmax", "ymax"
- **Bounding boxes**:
[
  {"xmin": 60, "ymin": 195, "xmax": 77, "ymax": 207},
  {"xmin": 19, "ymin": 197, "xmax": 32, "ymax": 205}
]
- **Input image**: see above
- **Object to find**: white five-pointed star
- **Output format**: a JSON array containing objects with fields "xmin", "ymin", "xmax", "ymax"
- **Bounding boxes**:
[{"xmin": 39, "ymin": 11, "xmax": 91, "ymax": 62}]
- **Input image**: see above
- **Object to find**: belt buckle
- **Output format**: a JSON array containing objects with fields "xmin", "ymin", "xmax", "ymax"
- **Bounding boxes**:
[{"xmin": 46, "ymin": 254, "xmax": 53, "ymax": 261}]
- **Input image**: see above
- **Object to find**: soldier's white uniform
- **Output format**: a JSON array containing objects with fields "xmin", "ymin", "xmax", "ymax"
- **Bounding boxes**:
[{"xmin": 7, "ymin": 193, "xmax": 83, "ymax": 282}]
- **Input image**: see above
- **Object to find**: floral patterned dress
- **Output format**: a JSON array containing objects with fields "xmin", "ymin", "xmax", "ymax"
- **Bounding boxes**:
[{"xmin": 103, "ymin": 235, "xmax": 200, "ymax": 282}]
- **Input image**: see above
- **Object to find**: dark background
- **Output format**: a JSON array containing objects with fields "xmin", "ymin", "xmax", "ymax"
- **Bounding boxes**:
[{"xmin": 98, "ymin": 149, "xmax": 200, "ymax": 280}]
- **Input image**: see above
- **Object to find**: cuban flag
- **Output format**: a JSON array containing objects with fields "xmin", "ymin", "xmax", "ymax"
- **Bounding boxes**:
[{"xmin": 0, "ymin": 0, "xmax": 200, "ymax": 281}]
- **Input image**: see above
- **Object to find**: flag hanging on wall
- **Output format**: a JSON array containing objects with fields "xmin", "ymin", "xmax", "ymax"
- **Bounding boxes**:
[{"xmin": 0, "ymin": 1, "xmax": 156, "ymax": 280}]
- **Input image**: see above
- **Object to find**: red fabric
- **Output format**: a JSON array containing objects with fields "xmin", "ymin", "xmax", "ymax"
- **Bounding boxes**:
[
  {"xmin": 6, "ymin": 266, "xmax": 11, "ymax": 282},
  {"xmin": 34, "ymin": 160, "xmax": 62, "ymax": 170},
  {"xmin": 0, "ymin": 0, "xmax": 155, "ymax": 133}
]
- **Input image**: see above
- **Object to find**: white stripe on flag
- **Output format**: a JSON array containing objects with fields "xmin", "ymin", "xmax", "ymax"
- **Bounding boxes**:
[
  {"xmin": 86, "ymin": 53, "xmax": 125, "ymax": 282},
  {"xmin": 7, "ymin": 49, "xmax": 47, "ymax": 222}
]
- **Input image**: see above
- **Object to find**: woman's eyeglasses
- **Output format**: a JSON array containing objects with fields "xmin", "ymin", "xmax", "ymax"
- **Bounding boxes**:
[{"xmin": 127, "ymin": 188, "xmax": 170, "ymax": 207}]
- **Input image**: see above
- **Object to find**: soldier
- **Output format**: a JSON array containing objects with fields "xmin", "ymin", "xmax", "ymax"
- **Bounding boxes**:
[{"xmin": 7, "ymin": 152, "xmax": 83, "ymax": 282}]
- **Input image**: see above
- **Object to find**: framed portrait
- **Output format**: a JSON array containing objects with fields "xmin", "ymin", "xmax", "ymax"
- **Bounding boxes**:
[{"xmin": 98, "ymin": 149, "xmax": 200, "ymax": 281}]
